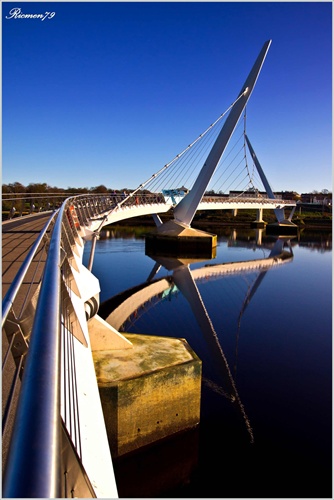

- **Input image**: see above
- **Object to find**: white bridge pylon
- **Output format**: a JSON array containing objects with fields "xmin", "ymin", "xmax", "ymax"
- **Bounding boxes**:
[
  {"xmin": 172, "ymin": 40, "xmax": 272, "ymax": 228},
  {"xmin": 244, "ymin": 134, "xmax": 296, "ymax": 225},
  {"xmin": 87, "ymin": 39, "xmax": 296, "ymax": 239}
]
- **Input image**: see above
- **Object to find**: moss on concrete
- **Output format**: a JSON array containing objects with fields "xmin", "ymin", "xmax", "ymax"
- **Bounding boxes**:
[{"xmin": 93, "ymin": 333, "xmax": 202, "ymax": 457}]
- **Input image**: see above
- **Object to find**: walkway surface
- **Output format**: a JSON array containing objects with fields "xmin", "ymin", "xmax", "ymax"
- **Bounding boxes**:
[
  {"xmin": 2, "ymin": 213, "xmax": 52, "ymax": 299},
  {"xmin": 2, "ymin": 212, "xmax": 53, "ymax": 475}
]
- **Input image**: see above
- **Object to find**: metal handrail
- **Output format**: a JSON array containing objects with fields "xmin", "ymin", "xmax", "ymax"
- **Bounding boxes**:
[
  {"xmin": 4, "ymin": 187, "xmax": 295, "ymax": 497},
  {"xmin": 201, "ymin": 195, "xmax": 296, "ymax": 205},
  {"xmin": 2, "ymin": 194, "xmax": 112, "ymax": 497},
  {"xmin": 3, "ymin": 204, "xmax": 65, "ymax": 497}
]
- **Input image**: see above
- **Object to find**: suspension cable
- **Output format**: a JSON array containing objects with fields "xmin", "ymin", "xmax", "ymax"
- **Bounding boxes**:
[{"xmin": 105, "ymin": 90, "xmax": 251, "ymax": 213}]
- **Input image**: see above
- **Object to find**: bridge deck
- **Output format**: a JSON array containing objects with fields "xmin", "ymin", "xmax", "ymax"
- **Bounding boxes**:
[
  {"xmin": 2, "ymin": 213, "xmax": 51, "ymax": 301},
  {"xmin": 2, "ymin": 213, "xmax": 52, "ymax": 475}
]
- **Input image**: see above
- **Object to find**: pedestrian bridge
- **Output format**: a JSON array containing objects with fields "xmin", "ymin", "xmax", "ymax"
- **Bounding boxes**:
[
  {"xmin": 85, "ymin": 192, "xmax": 295, "ymax": 231},
  {"xmin": 2, "ymin": 200, "xmax": 294, "ymax": 497},
  {"xmin": 2, "ymin": 39, "xmax": 298, "ymax": 498}
]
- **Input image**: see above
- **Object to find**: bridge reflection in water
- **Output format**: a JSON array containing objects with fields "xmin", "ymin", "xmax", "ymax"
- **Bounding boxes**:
[{"xmin": 97, "ymin": 235, "xmax": 293, "ymax": 497}]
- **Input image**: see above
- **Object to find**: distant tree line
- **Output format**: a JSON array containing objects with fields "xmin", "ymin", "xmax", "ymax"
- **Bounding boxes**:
[
  {"xmin": 2, "ymin": 182, "xmax": 129, "ymax": 196},
  {"xmin": 1, "ymin": 182, "xmax": 153, "ymax": 214},
  {"xmin": 3, "ymin": 182, "xmax": 332, "ymax": 197}
]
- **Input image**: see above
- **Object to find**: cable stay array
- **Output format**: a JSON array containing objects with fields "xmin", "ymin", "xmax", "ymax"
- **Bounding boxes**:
[{"xmin": 132, "ymin": 106, "xmax": 267, "ymax": 200}]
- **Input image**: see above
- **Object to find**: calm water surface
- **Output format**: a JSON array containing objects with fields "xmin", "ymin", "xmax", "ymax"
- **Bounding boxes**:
[{"xmin": 83, "ymin": 227, "xmax": 332, "ymax": 498}]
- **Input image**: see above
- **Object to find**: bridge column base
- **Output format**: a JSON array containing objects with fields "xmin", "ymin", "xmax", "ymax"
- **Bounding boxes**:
[
  {"xmin": 145, "ymin": 220, "xmax": 217, "ymax": 259},
  {"xmin": 94, "ymin": 333, "xmax": 202, "ymax": 458},
  {"xmin": 250, "ymin": 220, "xmax": 267, "ymax": 229},
  {"xmin": 251, "ymin": 208, "xmax": 266, "ymax": 228},
  {"xmin": 266, "ymin": 220, "xmax": 299, "ymax": 235}
]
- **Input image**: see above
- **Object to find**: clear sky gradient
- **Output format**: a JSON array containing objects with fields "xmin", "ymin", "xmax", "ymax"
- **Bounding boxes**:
[{"xmin": 2, "ymin": 1, "xmax": 332, "ymax": 193}]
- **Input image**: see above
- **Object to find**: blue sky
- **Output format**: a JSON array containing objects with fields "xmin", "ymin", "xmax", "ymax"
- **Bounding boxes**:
[{"xmin": 2, "ymin": 1, "xmax": 332, "ymax": 193}]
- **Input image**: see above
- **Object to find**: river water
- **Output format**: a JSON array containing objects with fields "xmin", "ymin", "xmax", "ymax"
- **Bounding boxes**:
[{"xmin": 83, "ymin": 225, "xmax": 332, "ymax": 498}]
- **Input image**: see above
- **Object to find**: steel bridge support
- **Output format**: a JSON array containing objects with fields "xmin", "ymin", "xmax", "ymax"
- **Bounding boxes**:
[
  {"xmin": 147, "ymin": 40, "xmax": 272, "ymax": 255},
  {"xmin": 245, "ymin": 135, "xmax": 298, "ymax": 233},
  {"xmin": 173, "ymin": 40, "xmax": 271, "ymax": 228}
]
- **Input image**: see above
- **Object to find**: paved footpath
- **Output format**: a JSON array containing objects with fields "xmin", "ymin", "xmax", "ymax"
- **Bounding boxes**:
[
  {"xmin": 2, "ymin": 212, "xmax": 53, "ymax": 474},
  {"xmin": 2, "ymin": 212, "xmax": 53, "ymax": 300}
]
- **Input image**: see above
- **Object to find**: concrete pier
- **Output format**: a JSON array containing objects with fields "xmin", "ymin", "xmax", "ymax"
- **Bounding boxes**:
[
  {"xmin": 93, "ymin": 333, "xmax": 202, "ymax": 458},
  {"xmin": 250, "ymin": 208, "xmax": 267, "ymax": 228},
  {"xmin": 145, "ymin": 219, "xmax": 217, "ymax": 258},
  {"xmin": 266, "ymin": 220, "xmax": 299, "ymax": 235}
]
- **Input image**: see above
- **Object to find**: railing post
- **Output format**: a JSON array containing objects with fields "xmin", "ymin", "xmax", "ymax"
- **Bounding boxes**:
[
  {"xmin": 87, "ymin": 215, "xmax": 108, "ymax": 271},
  {"xmin": 88, "ymin": 234, "xmax": 98, "ymax": 272}
]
